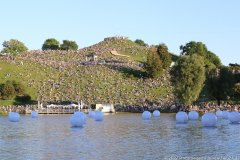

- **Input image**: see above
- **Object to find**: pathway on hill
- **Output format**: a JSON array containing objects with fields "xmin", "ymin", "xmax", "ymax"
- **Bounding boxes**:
[{"xmin": 110, "ymin": 50, "xmax": 130, "ymax": 58}]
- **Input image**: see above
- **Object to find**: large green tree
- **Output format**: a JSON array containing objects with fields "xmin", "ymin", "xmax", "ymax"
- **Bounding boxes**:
[
  {"xmin": 180, "ymin": 41, "xmax": 221, "ymax": 68},
  {"xmin": 1, "ymin": 39, "xmax": 28, "ymax": 55},
  {"xmin": 205, "ymin": 66, "xmax": 235, "ymax": 105},
  {"xmin": 157, "ymin": 44, "xmax": 172, "ymax": 69},
  {"xmin": 145, "ymin": 48, "xmax": 163, "ymax": 78},
  {"xmin": 172, "ymin": 54, "xmax": 205, "ymax": 105},
  {"xmin": 60, "ymin": 40, "xmax": 78, "ymax": 50},
  {"xmin": 42, "ymin": 38, "xmax": 60, "ymax": 50}
]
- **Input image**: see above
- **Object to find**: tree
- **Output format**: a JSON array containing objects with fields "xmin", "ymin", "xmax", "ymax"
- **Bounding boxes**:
[
  {"xmin": 1, "ymin": 81, "xmax": 16, "ymax": 99},
  {"xmin": 144, "ymin": 48, "xmax": 163, "ymax": 78},
  {"xmin": 234, "ymin": 83, "xmax": 240, "ymax": 97},
  {"xmin": 60, "ymin": 40, "xmax": 78, "ymax": 50},
  {"xmin": 42, "ymin": 38, "xmax": 60, "ymax": 50},
  {"xmin": 180, "ymin": 41, "xmax": 207, "ymax": 57},
  {"xmin": 135, "ymin": 39, "xmax": 147, "ymax": 46},
  {"xmin": 157, "ymin": 44, "xmax": 172, "ymax": 69},
  {"xmin": 1, "ymin": 39, "xmax": 28, "ymax": 55},
  {"xmin": 180, "ymin": 41, "xmax": 221, "ymax": 68},
  {"xmin": 205, "ymin": 66, "xmax": 235, "ymax": 105},
  {"xmin": 206, "ymin": 51, "xmax": 221, "ymax": 68},
  {"xmin": 172, "ymin": 54, "xmax": 205, "ymax": 106}
]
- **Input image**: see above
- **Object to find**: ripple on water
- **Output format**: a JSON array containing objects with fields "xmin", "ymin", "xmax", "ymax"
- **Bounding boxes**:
[{"xmin": 1, "ymin": 113, "xmax": 240, "ymax": 159}]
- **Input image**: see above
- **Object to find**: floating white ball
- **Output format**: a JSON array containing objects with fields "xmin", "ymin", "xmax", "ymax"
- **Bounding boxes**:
[
  {"xmin": 222, "ymin": 111, "xmax": 229, "ymax": 119},
  {"xmin": 215, "ymin": 110, "xmax": 223, "ymax": 118},
  {"xmin": 88, "ymin": 111, "xmax": 96, "ymax": 118},
  {"xmin": 188, "ymin": 111, "xmax": 199, "ymax": 120},
  {"xmin": 142, "ymin": 111, "xmax": 151, "ymax": 120},
  {"xmin": 201, "ymin": 113, "xmax": 217, "ymax": 127},
  {"xmin": 31, "ymin": 111, "xmax": 38, "ymax": 118},
  {"xmin": 95, "ymin": 111, "xmax": 104, "ymax": 121},
  {"xmin": 176, "ymin": 111, "xmax": 188, "ymax": 123},
  {"xmin": 70, "ymin": 113, "xmax": 85, "ymax": 127},
  {"xmin": 153, "ymin": 110, "xmax": 160, "ymax": 117},
  {"xmin": 228, "ymin": 112, "xmax": 240, "ymax": 124},
  {"xmin": 74, "ymin": 111, "xmax": 84, "ymax": 117},
  {"xmin": 8, "ymin": 112, "xmax": 20, "ymax": 122}
]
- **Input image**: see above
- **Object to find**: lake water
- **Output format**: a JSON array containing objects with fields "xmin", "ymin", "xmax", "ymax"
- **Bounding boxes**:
[{"xmin": 1, "ymin": 113, "xmax": 240, "ymax": 160}]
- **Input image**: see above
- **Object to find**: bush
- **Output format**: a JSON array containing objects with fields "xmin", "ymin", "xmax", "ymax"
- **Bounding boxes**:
[
  {"xmin": 12, "ymin": 80, "xmax": 25, "ymax": 94},
  {"xmin": 0, "ymin": 80, "xmax": 27, "ymax": 100},
  {"xmin": 135, "ymin": 39, "xmax": 147, "ymax": 46},
  {"xmin": 60, "ymin": 40, "xmax": 78, "ymax": 50},
  {"xmin": 42, "ymin": 38, "xmax": 60, "ymax": 50},
  {"xmin": 1, "ymin": 81, "xmax": 16, "ymax": 99}
]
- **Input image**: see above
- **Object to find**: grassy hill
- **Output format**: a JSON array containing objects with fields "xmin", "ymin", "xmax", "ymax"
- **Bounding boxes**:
[{"xmin": 0, "ymin": 37, "xmax": 174, "ymax": 106}]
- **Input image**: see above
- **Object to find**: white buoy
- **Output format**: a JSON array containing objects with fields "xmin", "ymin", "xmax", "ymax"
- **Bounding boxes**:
[
  {"xmin": 8, "ymin": 112, "xmax": 20, "ymax": 122},
  {"xmin": 188, "ymin": 111, "xmax": 199, "ymax": 120},
  {"xmin": 215, "ymin": 110, "xmax": 223, "ymax": 118},
  {"xmin": 70, "ymin": 112, "xmax": 85, "ymax": 127},
  {"xmin": 31, "ymin": 111, "xmax": 38, "ymax": 118},
  {"xmin": 74, "ymin": 111, "xmax": 85, "ymax": 117},
  {"xmin": 153, "ymin": 110, "xmax": 160, "ymax": 117},
  {"xmin": 74, "ymin": 111, "xmax": 87, "ymax": 122},
  {"xmin": 142, "ymin": 111, "xmax": 151, "ymax": 120},
  {"xmin": 222, "ymin": 111, "xmax": 229, "ymax": 119},
  {"xmin": 88, "ymin": 111, "xmax": 96, "ymax": 118},
  {"xmin": 95, "ymin": 111, "xmax": 104, "ymax": 121},
  {"xmin": 201, "ymin": 113, "xmax": 217, "ymax": 127},
  {"xmin": 176, "ymin": 111, "xmax": 188, "ymax": 123},
  {"xmin": 228, "ymin": 112, "xmax": 240, "ymax": 124}
]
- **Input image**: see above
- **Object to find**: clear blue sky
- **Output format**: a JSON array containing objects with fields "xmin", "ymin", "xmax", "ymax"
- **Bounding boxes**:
[{"xmin": 0, "ymin": 0, "xmax": 239, "ymax": 65}]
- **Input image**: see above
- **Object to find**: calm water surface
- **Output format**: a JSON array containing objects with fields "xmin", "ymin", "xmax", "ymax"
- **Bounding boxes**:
[{"xmin": 1, "ymin": 113, "xmax": 240, "ymax": 160}]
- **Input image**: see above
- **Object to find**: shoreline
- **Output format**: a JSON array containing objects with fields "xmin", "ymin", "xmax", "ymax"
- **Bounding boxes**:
[{"xmin": 1, "ymin": 103, "xmax": 240, "ymax": 115}]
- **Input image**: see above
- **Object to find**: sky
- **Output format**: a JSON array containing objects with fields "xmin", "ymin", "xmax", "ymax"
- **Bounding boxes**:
[{"xmin": 0, "ymin": 0, "xmax": 239, "ymax": 65}]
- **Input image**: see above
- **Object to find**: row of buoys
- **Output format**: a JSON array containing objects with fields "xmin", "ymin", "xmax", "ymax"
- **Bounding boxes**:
[
  {"xmin": 175, "ymin": 110, "xmax": 240, "ymax": 127},
  {"xmin": 8, "ymin": 110, "xmax": 104, "ymax": 127},
  {"xmin": 8, "ymin": 111, "xmax": 38, "ymax": 122},
  {"xmin": 142, "ymin": 110, "xmax": 161, "ymax": 120}
]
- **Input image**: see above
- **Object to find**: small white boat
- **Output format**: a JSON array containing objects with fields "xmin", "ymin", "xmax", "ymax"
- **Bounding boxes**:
[{"xmin": 95, "ymin": 104, "xmax": 115, "ymax": 113}]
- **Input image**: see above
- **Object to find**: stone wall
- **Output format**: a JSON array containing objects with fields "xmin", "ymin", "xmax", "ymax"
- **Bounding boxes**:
[{"xmin": 0, "ymin": 105, "xmax": 38, "ymax": 114}]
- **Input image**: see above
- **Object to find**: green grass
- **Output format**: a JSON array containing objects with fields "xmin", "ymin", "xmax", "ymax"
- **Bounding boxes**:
[
  {"xmin": 0, "ymin": 99, "xmax": 15, "ymax": 106},
  {"xmin": 118, "ymin": 50, "xmax": 147, "ymax": 62}
]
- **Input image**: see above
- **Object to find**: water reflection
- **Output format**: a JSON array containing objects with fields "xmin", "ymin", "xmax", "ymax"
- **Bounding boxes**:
[{"xmin": 1, "ymin": 113, "xmax": 240, "ymax": 159}]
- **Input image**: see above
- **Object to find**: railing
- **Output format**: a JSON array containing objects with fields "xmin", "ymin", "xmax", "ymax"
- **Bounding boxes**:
[{"xmin": 25, "ymin": 106, "xmax": 91, "ymax": 114}]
